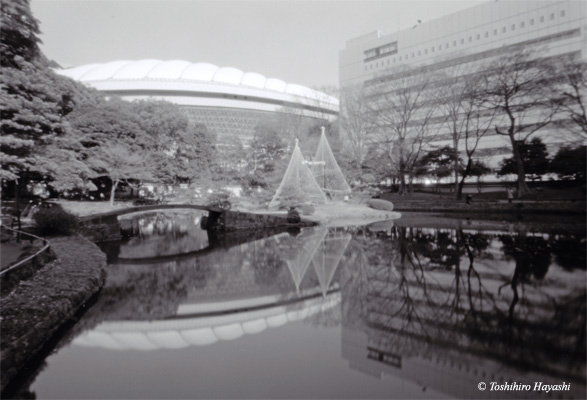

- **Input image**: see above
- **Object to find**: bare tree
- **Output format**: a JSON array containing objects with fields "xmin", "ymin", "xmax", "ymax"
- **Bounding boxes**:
[
  {"xmin": 441, "ymin": 65, "xmax": 501, "ymax": 199},
  {"xmin": 367, "ymin": 66, "xmax": 444, "ymax": 195},
  {"xmin": 339, "ymin": 84, "xmax": 370, "ymax": 170},
  {"xmin": 273, "ymin": 85, "xmax": 339, "ymax": 147},
  {"xmin": 484, "ymin": 48, "xmax": 558, "ymax": 197},
  {"xmin": 554, "ymin": 57, "xmax": 587, "ymax": 139}
]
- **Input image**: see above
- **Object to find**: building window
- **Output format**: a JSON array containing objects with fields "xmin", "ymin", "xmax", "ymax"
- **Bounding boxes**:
[
  {"xmin": 494, "ymin": 29, "xmax": 498, "ymax": 35},
  {"xmin": 438, "ymin": 45, "xmax": 442, "ymax": 50},
  {"xmin": 445, "ymin": 43, "xmax": 449, "ymax": 49},
  {"xmin": 530, "ymin": 18, "xmax": 534, "ymax": 25},
  {"xmin": 550, "ymin": 13, "xmax": 555, "ymax": 20},
  {"xmin": 511, "ymin": 24, "xmax": 515, "ymax": 31},
  {"xmin": 476, "ymin": 34, "xmax": 480, "ymax": 40},
  {"xmin": 432, "ymin": 47, "xmax": 435, "ymax": 52},
  {"xmin": 540, "ymin": 16, "xmax": 544, "ymax": 22},
  {"xmin": 411, "ymin": 52, "xmax": 414, "ymax": 58},
  {"xmin": 502, "ymin": 27, "xmax": 506, "ymax": 33},
  {"xmin": 453, "ymin": 40, "xmax": 457, "ymax": 46},
  {"xmin": 485, "ymin": 31, "xmax": 489, "ymax": 38},
  {"xmin": 468, "ymin": 36, "xmax": 472, "ymax": 42},
  {"xmin": 521, "ymin": 21, "xmax": 525, "ymax": 28},
  {"xmin": 393, "ymin": 57, "xmax": 395, "ymax": 62},
  {"xmin": 387, "ymin": 59, "xmax": 390, "ymax": 65},
  {"xmin": 561, "ymin": 10, "xmax": 566, "ymax": 17},
  {"xmin": 425, "ymin": 49, "xmax": 428, "ymax": 54},
  {"xmin": 418, "ymin": 50, "xmax": 421, "ymax": 56}
]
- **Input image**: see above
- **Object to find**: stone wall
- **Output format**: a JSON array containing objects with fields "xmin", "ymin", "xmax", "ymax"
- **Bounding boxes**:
[
  {"xmin": 392, "ymin": 199, "xmax": 586, "ymax": 214},
  {"xmin": 206, "ymin": 210, "xmax": 316, "ymax": 231},
  {"xmin": 78, "ymin": 214, "xmax": 121, "ymax": 242}
]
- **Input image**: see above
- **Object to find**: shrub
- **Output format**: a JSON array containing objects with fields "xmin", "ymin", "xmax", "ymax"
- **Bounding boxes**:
[
  {"xmin": 367, "ymin": 199, "xmax": 394, "ymax": 211},
  {"xmin": 33, "ymin": 205, "xmax": 78, "ymax": 235},
  {"xmin": 205, "ymin": 190, "xmax": 232, "ymax": 210},
  {"xmin": 297, "ymin": 204, "xmax": 315, "ymax": 215}
]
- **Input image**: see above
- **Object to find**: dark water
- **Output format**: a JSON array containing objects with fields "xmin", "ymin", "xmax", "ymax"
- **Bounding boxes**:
[{"xmin": 21, "ymin": 211, "xmax": 587, "ymax": 399}]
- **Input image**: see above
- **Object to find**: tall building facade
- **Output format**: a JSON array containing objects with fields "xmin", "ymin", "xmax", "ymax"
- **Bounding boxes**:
[{"xmin": 339, "ymin": 0, "xmax": 586, "ymax": 169}]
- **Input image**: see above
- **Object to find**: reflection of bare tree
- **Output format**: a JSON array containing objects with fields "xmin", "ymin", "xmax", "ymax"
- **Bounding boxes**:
[
  {"xmin": 498, "ymin": 232, "xmax": 551, "ymax": 318},
  {"xmin": 342, "ymin": 224, "xmax": 586, "ymax": 384}
]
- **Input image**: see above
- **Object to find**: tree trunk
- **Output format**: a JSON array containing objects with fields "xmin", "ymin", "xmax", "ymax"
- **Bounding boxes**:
[
  {"xmin": 398, "ymin": 169, "xmax": 407, "ymax": 196},
  {"xmin": 408, "ymin": 173, "xmax": 414, "ymax": 195},
  {"xmin": 457, "ymin": 158, "xmax": 472, "ymax": 200},
  {"xmin": 510, "ymin": 138, "xmax": 531, "ymax": 198},
  {"xmin": 15, "ymin": 179, "xmax": 21, "ymax": 230},
  {"xmin": 453, "ymin": 131, "xmax": 460, "ymax": 199},
  {"xmin": 110, "ymin": 178, "xmax": 119, "ymax": 206}
]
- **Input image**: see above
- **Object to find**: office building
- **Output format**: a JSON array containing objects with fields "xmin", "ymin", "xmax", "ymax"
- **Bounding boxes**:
[{"xmin": 339, "ymin": 0, "xmax": 586, "ymax": 168}]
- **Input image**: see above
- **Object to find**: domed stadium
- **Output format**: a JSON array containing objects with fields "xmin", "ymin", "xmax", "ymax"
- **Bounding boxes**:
[{"xmin": 56, "ymin": 60, "xmax": 339, "ymax": 142}]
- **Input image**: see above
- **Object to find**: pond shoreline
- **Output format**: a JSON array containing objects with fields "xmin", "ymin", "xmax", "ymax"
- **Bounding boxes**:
[
  {"xmin": 0, "ymin": 236, "xmax": 106, "ymax": 393},
  {"xmin": 1, "ymin": 200, "xmax": 583, "ymax": 394}
]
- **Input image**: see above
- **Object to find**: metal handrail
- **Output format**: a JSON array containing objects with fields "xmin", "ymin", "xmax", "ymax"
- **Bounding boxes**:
[{"xmin": 0, "ymin": 225, "xmax": 50, "ymax": 277}]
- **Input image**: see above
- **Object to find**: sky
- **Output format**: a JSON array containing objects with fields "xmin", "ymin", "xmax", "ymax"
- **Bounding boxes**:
[{"xmin": 30, "ymin": 0, "xmax": 486, "ymax": 89}]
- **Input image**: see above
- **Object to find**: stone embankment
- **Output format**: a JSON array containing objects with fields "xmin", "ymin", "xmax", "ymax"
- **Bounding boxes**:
[
  {"xmin": 388, "ymin": 198, "xmax": 586, "ymax": 214},
  {"xmin": 0, "ymin": 236, "xmax": 106, "ymax": 392}
]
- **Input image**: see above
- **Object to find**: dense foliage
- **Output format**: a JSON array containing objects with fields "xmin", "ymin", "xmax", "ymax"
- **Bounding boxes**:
[
  {"xmin": 549, "ymin": 145, "xmax": 586, "ymax": 182},
  {"xmin": 498, "ymin": 138, "xmax": 550, "ymax": 182},
  {"xmin": 33, "ymin": 205, "xmax": 78, "ymax": 235}
]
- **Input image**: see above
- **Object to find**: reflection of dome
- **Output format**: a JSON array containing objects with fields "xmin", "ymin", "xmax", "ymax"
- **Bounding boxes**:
[{"xmin": 73, "ymin": 290, "xmax": 340, "ymax": 351}]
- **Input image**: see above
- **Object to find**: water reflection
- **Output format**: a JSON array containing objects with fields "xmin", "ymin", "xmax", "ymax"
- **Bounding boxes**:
[
  {"xmin": 340, "ymin": 219, "xmax": 586, "ymax": 399},
  {"xmin": 22, "ymin": 212, "xmax": 587, "ymax": 399},
  {"xmin": 74, "ymin": 215, "xmax": 351, "ymax": 352}
]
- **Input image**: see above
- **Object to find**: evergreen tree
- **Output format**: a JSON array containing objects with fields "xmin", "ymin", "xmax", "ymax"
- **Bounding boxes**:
[
  {"xmin": 0, "ymin": 0, "xmax": 75, "ymax": 204},
  {"xmin": 132, "ymin": 99, "xmax": 191, "ymax": 184},
  {"xmin": 249, "ymin": 125, "xmax": 287, "ymax": 174},
  {"xmin": 549, "ymin": 145, "xmax": 586, "ymax": 182},
  {"xmin": 416, "ymin": 146, "xmax": 460, "ymax": 182},
  {"xmin": 1, "ymin": 0, "xmax": 41, "ymax": 69},
  {"xmin": 498, "ymin": 138, "xmax": 550, "ymax": 182}
]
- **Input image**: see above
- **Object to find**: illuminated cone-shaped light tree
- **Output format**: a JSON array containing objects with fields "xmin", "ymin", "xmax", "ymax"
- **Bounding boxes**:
[
  {"xmin": 311, "ymin": 127, "xmax": 351, "ymax": 198},
  {"xmin": 269, "ymin": 139, "xmax": 327, "ymax": 209}
]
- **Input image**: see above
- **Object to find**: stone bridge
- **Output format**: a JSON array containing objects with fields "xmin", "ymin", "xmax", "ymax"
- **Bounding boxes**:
[{"xmin": 78, "ymin": 204, "xmax": 315, "ymax": 242}]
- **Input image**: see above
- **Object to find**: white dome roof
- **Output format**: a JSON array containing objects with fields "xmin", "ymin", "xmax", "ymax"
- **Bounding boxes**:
[{"xmin": 56, "ymin": 59, "xmax": 339, "ymax": 106}]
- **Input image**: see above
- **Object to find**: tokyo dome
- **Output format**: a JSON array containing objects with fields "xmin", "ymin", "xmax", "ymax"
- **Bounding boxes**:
[{"xmin": 56, "ymin": 59, "xmax": 339, "ymax": 142}]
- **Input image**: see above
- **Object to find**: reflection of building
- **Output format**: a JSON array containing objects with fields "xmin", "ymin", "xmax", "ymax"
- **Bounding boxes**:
[
  {"xmin": 339, "ymin": 0, "xmax": 586, "ymax": 167},
  {"xmin": 340, "ymin": 226, "xmax": 586, "ymax": 399},
  {"xmin": 74, "ymin": 290, "xmax": 340, "ymax": 351},
  {"xmin": 76, "ymin": 227, "xmax": 351, "ymax": 351},
  {"xmin": 56, "ymin": 60, "xmax": 338, "ymax": 143}
]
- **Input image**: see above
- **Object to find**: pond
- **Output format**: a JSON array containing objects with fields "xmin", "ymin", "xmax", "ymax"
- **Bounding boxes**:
[{"xmin": 16, "ymin": 211, "xmax": 587, "ymax": 399}]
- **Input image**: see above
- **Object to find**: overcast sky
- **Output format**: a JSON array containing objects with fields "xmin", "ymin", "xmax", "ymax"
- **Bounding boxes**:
[{"xmin": 31, "ymin": 0, "xmax": 486, "ymax": 89}]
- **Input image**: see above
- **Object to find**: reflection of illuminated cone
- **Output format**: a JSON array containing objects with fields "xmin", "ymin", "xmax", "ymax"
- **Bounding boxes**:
[
  {"xmin": 278, "ymin": 229, "xmax": 328, "ymax": 292},
  {"xmin": 312, "ymin": 231, "xmax": 352, "ymax": 297}
]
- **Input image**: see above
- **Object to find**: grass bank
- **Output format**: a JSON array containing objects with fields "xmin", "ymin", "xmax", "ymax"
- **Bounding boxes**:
[{"xmin": 0, "ymin": 235, "xmax": 106, "ymax": 393}]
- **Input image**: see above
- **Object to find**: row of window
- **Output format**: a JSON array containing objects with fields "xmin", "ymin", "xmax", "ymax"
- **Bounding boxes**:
[{"xmin": 364, "ymin": 9, "xmax": 567, "ymax": 71}]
